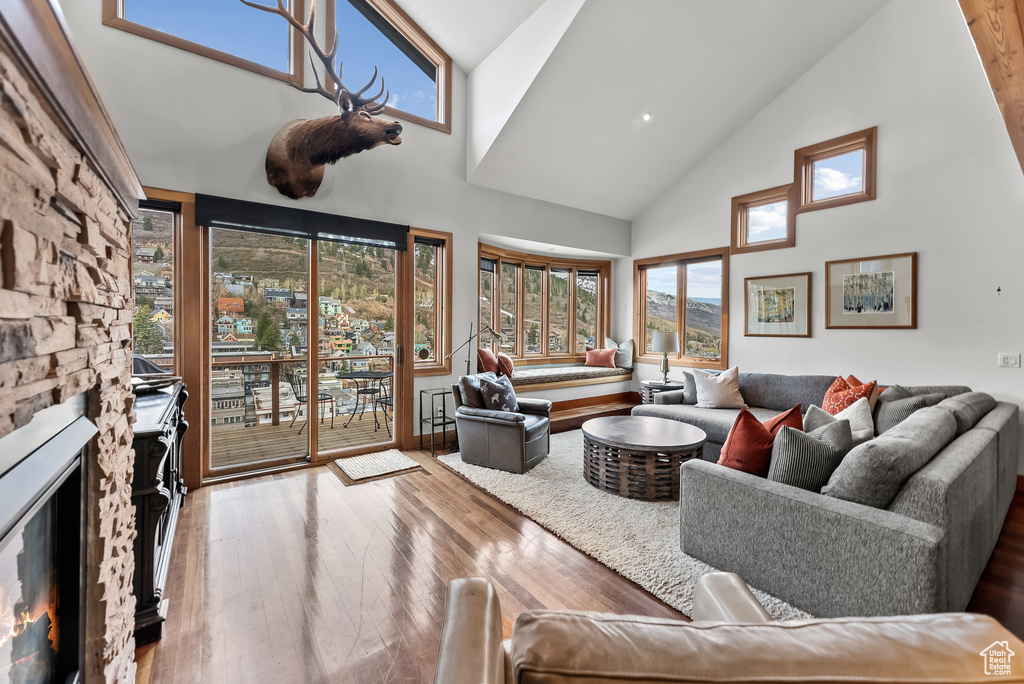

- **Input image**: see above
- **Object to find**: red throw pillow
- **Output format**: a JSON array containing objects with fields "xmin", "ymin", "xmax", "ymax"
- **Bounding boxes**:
[
  {"xmin": 496, "ymin": 352, "xmax": 515, "ymax": 377},
  {"xmin": 477, "ymin": 348, "xmax": 500, "ymax": 375},
  {"xmin": 584, "ymin": 348, "xmax": 616, "ymax": 368},
  {"xmin": 823, "ymin": 376, "xmax": 878, "ymax": 415},
  {"xmin": 718, "ymin": 405, "xmax": 803, "ymax": 477},
  {"xmin": 846, "ymin": 374, "xmax": 882, "ymax": 410}
]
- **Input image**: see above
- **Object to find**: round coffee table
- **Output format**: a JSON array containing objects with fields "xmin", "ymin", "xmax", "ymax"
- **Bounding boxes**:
[{"xmin": 582, "ymin": 416, "xmax": 706, "ymax": 501}]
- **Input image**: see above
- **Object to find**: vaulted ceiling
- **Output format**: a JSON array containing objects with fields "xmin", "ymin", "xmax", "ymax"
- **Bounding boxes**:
[{"xmin": 401, "ymin": 0, "xmax": 892, "ymax": 220}]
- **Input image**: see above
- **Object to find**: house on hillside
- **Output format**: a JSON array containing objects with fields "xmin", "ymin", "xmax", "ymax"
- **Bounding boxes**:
[
  {"xmin": 286, "ymin": 307, "xmax": 307, "ymax": 322},
  {"xmin": 136, "ymin": 247, "xmax": 155, "ymax": 263},
  {"xmin": 235, "ymin": 318, "xmax": 253, "ymax": 335},
  {"xmin": 133, "ymin": 275, "xmax": 165, "ymax": 294},
  {"xmin": 217, "ymin": 297, "xmax": 244, "ymax": 316},
  {"xmin": 264, "ymin": 288, "xmax": 291, "ymax": 306},
  {"xmin": 160, "ymin": 266, "xmax": 173, "ymax": 282},
  {"xmin": 150, "ymin": 308, "xmax": 172, "ymax": 324},
  {"xmin": 215, "ymin": 315, "xmax": 235, "ymax": 336}
]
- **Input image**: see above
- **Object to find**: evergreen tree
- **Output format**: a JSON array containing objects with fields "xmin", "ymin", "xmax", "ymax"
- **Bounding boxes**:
[
  {"xmin": 384, "ymin": 314, "xmax": 394, "ymax": 332},
  {"xmin": 528, "ymin": 323, "xmax": 539, "ymax": 347},
  {"xmin": 260, "ymin": 324, "xmax": 283, "ymax": 352},
  {"xmin": 133, "ymin": 305, "xmax": 164, "ymax": 355},
  {"xmin": 154, "ymin": 245, "xmax": 165, "ymax": 261},
  {"xmin": 255, "ymin": 311, "xmax": 274, "ymax": 345},
  {"xmin": 217, "ymin": 256, "xmax": 228, "ymax": 270},
  {"xmin": 142, "ymin": 214, "xmax": 153, "ymax": 231},
  {"xmin": 288, "ymin": 331, "xmax": 301, "ymax": 349}
]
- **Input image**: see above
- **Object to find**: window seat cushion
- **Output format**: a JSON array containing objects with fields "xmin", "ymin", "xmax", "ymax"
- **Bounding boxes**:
[{"xmin": 510, "ymin": 364, "xmax": 631, "ymax": 390}]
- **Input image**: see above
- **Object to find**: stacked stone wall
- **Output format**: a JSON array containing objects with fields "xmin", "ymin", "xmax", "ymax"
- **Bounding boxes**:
[{"xmin": 0, "ymin": 42, "xmax": 137, "ymax": 684}]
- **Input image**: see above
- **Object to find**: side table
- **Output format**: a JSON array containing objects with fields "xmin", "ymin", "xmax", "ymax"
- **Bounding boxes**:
[
  {"xmin": 419, "ymin": 387, "xmax": 456, "ymax": 456},
  {"xmin": 640, "ymin": 379, "xmax": 686, "ymax": 404}
]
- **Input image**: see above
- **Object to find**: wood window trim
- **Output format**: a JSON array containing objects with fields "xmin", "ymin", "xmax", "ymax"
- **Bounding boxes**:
[
  {"xmin": 794, "ymin": 127, "xmax": 877, "ymax": 213},
  {"xmin": 325, "ymin": 0, "xmax": 453, "ymax": 133},
  {"xmin": 478, "ymin": 243, "xmax": 611, "ymax": 364},
  {"xmin": 101, "ymin": 0, "xmax": 306, "ymax": 86},
  {"xmin": 730, "ymin": 183, "xmax": 796, "ymax": 254},
  {"xmin": 633, "ymin": 247, "xmax": 730, "ymax": 372},
  {"xmin": 411, "ymin": 227, "xmax": 452, "ymax": 377}
]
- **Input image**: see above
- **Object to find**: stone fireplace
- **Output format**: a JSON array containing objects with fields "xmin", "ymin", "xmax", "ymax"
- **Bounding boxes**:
[{"xmin": 0, "ymin": 1, "xmax": 145, "ymax": 682}]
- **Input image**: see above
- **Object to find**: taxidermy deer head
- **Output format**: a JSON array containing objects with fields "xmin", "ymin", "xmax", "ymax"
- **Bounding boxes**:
[{"xmin": 240, "ymin": 0, "xmax": 403, "ymax": 199}]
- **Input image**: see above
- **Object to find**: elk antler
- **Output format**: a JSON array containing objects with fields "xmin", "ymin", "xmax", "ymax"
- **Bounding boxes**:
[{"xmin": 239, "ymin": 0, "xmax": 390, "ymax": 112}]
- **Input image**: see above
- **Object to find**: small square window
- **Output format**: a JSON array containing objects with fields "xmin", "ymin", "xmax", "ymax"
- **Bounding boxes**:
[
  {"xmin": 795, "ymin": 127, "xmax": 876, "ymax": 213},
  {"xmin": 731, "ymin": 184, "xmax": 795, "ymax": 254}
]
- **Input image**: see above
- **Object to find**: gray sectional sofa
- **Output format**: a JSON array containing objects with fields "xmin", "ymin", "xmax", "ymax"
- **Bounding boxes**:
[{"xmin": 632, "ymin": 371, "xmax": 1019, "ymax": 617}]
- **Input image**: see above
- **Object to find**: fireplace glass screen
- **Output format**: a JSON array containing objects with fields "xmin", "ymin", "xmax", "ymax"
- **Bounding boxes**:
[{"xmin": 0, "ymin": 500, "xmax": 61, "ymax": 683}]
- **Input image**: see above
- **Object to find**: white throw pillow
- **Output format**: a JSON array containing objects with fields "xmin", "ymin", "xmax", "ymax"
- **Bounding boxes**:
[
  {"xmin": 804, "ymin": 397, "xmax": 874, "ymax": 444},
  {"xmin": 604, "ymin": 337, "xmax": 634, "ymax": 369},
  {"xmin": 692, "ymin": 367, "xmax": 746, "ymax": 409}
]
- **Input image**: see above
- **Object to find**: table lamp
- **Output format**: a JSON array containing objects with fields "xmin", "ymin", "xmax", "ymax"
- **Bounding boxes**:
[{"xmin": 650, "ymin": 331, "xmax": 678, "ymax": 384}]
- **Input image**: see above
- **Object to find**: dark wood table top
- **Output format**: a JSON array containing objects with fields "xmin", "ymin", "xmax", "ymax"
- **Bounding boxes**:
[{"xmin": 582, "ymin": 415, "xmax": 706, "ymax": 451}]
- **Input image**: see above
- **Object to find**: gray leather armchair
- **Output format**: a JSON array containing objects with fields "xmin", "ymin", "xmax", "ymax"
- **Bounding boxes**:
[{"xmin": 451, "ymin": 373, "xmax": 551, "ymax": 474}]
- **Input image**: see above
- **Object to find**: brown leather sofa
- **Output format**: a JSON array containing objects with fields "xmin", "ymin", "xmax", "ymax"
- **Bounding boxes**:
[{"xmin": 433, "ymin": 573, "xmax": 1024, "ymax": 683}]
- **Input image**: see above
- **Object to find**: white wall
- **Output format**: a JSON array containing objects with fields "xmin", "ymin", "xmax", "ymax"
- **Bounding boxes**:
[
  {"xmin": 59, "ymin": 1, "xmax": 632, "ymax": 424},
  {"xmin": 626, "ymin": 0, "xmax": 1024, "ymax": 474}
]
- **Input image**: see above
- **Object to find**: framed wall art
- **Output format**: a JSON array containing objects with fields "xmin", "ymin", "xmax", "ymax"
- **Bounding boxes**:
[
  {"xmin": 825, "ymin": 252, "xmax": 916, "ymax": 329},
  {"xmin": 744, "ymin": 272, "xmax": 811, "ymax": 337}
]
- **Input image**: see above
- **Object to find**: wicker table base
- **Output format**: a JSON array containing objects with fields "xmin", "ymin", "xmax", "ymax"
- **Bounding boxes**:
[{"xmin": 582, "ymin": 416, "xmax": 706, "ymax": 501}]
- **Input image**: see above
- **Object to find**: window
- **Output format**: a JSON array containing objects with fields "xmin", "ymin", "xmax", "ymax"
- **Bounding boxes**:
[
  {"xmin": 794, "ymin": 127, "xmax": 876, "ymax": 213},
  {"xmin": 102, "ymin": 0, "xmax": 304, "ymax": 84},
  {"xmin": 479, "ymin": 245, "xmax": 611, "ymax": 362},
  {"xmin": 331, "ymin": 0, "xmax": 449, "ymax": 128},
  {"xmin": 132, "ymin": 202, "xmax": 178, "ymax": 372},
  {"xmin": 479, "ymin": 259, "xmax": 494, "ymax": 350},
  {"xmin": 103, "ymin": 0, "xmax": 452, "ymax": 132},
  {"xmin": 731, "ymin": 184, "xmax": 795, "ymax": 254},
  {"xmin": 575, "ymin": 271, "xmax": 598, "ymax": 351},
  {"xmin": 499, "ymin": 262, "xmax": 519, "ymax": 355},
  {"xmin": 523, "ymin": 267, "xmax": 544, "ymax": 354},
  {"xmin": 634, "ymin": 247, "xmax": 729, "ymax": 370},
  {"xmin": 548, "ymin": 269, "xmax": 570, "ymax": 355},
  {"xmin": 412, "ymin": 228, "xmax": 452, "ymax": 376}
]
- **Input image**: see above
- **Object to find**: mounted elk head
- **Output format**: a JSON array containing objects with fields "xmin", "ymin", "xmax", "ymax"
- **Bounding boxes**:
[{"xmin": 240, "ymin": 0, "xmax": 403, "ymax": 199}]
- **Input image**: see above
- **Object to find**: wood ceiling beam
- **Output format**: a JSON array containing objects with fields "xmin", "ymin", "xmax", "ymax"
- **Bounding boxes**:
[{"xmin": 959, "ymin": 0, "xmax": 1024, "ymax": 177}]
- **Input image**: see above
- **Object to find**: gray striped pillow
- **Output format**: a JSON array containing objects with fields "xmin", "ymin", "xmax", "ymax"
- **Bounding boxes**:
[
  {"xmin": 768, "ymin": 420, "xmax": 853, "ymax": 492},
  {"xmin": 874, "ymin": 393, "xmax": 943, "ymax": 434}
]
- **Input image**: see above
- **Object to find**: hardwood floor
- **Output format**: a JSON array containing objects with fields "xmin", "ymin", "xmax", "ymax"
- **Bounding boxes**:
[
  {"xmin": 966, "ymin": 489, "xmax": 1024, "ymax": 636},
  {"xmin": 137, "ymin": 454, "xmax": 1024, "ymax": 684},
  {"xmin": 136, "ymin": 449, "xmax": 679, "ymax": 684}
]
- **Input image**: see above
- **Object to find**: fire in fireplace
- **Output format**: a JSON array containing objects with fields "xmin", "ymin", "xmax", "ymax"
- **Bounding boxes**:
[
  {"xmin": 0, "ymin": 394, "xmax": 92, "ymax": 684},
  {"xmin": 0, "ymin": 501, "xmax": 61, "ymax": 683}
]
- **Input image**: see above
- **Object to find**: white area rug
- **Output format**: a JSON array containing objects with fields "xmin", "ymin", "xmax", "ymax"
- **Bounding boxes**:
[
  {"xmin": 440, "ymin": 430, "xmax": 810, "ymax": 620},
  {"xmin": 335, "ymin": 449, "xmax": 419, "ymax": 481}
]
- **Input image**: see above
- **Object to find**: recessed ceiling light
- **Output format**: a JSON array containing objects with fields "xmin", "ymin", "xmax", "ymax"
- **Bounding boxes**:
[{"xmin": 642, "ymin": 112, "xmax": 652, "ymax": 122}]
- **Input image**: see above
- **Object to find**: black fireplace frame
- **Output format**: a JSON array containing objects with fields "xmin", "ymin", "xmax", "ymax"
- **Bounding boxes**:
[{"xmin": 0, "ymin": 394, "xmax": 95, "ymax": 684}]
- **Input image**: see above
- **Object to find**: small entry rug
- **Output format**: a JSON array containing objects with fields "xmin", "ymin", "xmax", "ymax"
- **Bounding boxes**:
[
  {"xmin": 440, "ymin": 430, "xmax": 810, "ymax": 620},
  {"xmin": 334, "ymin": 449, "xmax": 419, "ymax": 482}
]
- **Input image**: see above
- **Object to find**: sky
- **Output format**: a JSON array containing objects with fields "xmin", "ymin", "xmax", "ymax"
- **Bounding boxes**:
[
  {"xmin": 747, "ymin": 200, "xmax": 787, "ymax": 242},
  {"xmin": 646, "ymin": 262, "xmax": 722, "ymax": 301},
  {"xmin": 126, "ymin": 0, "xmax": 436, "ymax": 121},
  {"xmin": 813, "ymin": 149, "xmax": 864, "ymax": 200}
]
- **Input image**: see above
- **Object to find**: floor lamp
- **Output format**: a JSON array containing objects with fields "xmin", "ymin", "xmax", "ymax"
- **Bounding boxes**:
[
  {"xmin": 650, "ymin": 331, "xmax": 678, "ymax": 384},
  {"xmin": 445, "ymin": 323, "xmax": 504, "ymax": 376}
]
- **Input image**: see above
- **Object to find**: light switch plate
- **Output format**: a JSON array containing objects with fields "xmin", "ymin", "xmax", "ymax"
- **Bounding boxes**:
[{"xmin": 997, "ymin": 353, "xmax": 1021, "ymax": 368}]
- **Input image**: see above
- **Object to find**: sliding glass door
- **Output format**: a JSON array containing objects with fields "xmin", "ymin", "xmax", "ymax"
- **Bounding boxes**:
[
  {"xmin": 315, "ymin": 242, "xmax": 397, "ymax": 457},
  {"xmin": 208, "ymin": 229, "xmax": 311, "ymax": 473},
  {"xmin": 197, "ymin": 193, "xmax": 410, "ymax": 478}
]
